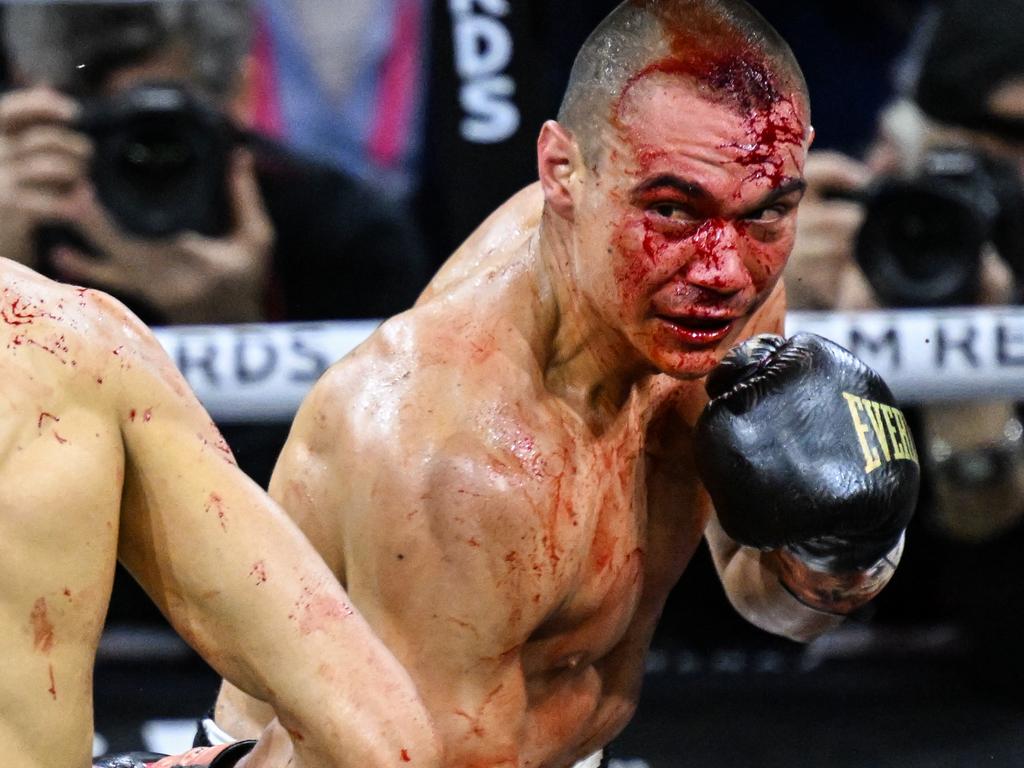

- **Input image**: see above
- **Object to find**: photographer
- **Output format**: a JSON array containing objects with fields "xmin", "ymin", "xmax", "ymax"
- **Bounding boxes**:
[
  {"xmin": 0, "ymin": 0, "xmax": 431, "ymax": 327},
  {"xmin": 787, "ymin": 0, "xmax": 1024, "ymax": 692},
  {"xmin": 0, "ymin": 0, "xmax": 434, "ymax": 487}
]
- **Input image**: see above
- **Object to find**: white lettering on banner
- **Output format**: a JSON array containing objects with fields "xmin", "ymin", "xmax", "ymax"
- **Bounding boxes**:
[
  {"xmin": 148, "ymin": 309, "xmax": 1024, "ymax": 424},
  {"xmin": 449, "ymin": 0, "xmax": 520, "ymax": 143},
  {"xmin": 449, "ymin": 0, "xmax": 510, "ymax": 13},
  {"xmin": 787, "ymin": 309, "xmax": 1024, "ymax": 402},
  {"xmin": 153, "ymin": 321, "xmax": 379, "ymax": 423},
  {"xmin": 454, "ymin": 16, "xmax": 512, "ymax": 77}
]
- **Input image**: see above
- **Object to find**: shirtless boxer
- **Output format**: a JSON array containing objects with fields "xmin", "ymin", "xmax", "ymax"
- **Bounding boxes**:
[
  {"xmin": 0, "ymin": 256, "xmax": 440, "ymax": 768},
  {"xmin": 210, "ymin": 1, "xmax": 919, "ymax": 765}
]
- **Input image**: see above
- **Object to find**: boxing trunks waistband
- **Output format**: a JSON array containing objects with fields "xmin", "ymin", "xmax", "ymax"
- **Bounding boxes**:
[
  {"xmin": 195, "ymin": 715, "xmax": 235, "ymax": 748},
  {"xmin": 94, "ymin": 741, "xmax": 254, "ymax": 768},
  {"xmin": 196, "ymin": 714, "xmax": 605, "ymax": 767}
]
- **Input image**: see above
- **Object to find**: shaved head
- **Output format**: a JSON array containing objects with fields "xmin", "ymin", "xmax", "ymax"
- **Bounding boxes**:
[{"xmin": 557, "ymin": 0, "xmax": 810, "ymax": 165}]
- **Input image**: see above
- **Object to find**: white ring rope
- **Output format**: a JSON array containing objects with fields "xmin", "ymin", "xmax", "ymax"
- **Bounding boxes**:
[{"xmin": 153, "ymin": 308, "xmax": 1024, "ymax": 422}]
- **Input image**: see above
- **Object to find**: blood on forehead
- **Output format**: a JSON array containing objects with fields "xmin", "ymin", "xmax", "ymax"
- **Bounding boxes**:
[{"xmin": 612, "ymin": 12, "xmax": 807, "ymax": 189}]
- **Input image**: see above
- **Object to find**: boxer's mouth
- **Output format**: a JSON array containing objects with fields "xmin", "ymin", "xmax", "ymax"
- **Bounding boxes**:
[{"xmin": 656, "ymin": 314, "xmax": 736, "ymax": 345}]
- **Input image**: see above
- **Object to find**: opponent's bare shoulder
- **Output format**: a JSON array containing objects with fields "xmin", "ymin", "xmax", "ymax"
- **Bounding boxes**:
[
  {"xmin": 0, "ymin": 259, "xmax": 199, "ymax": 414},
  {"xmin": 1, "ymin": 259, "xmax": 132, "ymax": 387}
]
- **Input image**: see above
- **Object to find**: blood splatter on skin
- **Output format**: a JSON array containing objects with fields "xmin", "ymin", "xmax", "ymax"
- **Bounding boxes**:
[
  {"xmin": 1, "ymin": 294, "xmax": 40, "ymax": 326},
  {"xmin": 30, "ymin": 598, "xmax": 54, "ymax": 654},
  {"xmin": 401, "ymin": 749, "xmax": 411, "ymax": 762},
  {"xmin": 205, "ymin": 492, "xmax": 228, "ymax": 531},
  {"xmin": 47, "ymin": 664, "xmax": 57, "ymax": 700},
  {"xmin": 37, "ymin": 412, "xmax": 59, "ymax": 430},
  {"xmin": 11, "ymin": 334, "xmax": 72, "ymax": 365},
  {"xmin": 290, "ymin": 592, "xmax": 355, "ymax": 636},
  {"xmin": 196, "ymin": 429, "xmax": 238, "ymax": 467},
  {"xmin": 249, "ymin": 560, "xmax": 268, "ymax": 585}
]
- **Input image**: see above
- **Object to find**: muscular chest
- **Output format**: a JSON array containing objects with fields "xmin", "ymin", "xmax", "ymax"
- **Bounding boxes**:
[{"xmin": 507, "ymin": 409, "xmax": 704, "ymax": 660}]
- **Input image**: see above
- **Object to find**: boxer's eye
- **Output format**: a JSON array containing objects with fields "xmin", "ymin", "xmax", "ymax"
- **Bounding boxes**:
[
  {"xmin": 746, "ymin": 203, "xmax": 791, "ymax": 224},
  {"xmin": 649, "ymin": 202, "xmax": 696, "ymax": 221}
]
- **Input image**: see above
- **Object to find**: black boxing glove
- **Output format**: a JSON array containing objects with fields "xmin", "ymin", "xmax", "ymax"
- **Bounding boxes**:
[{"xmin": 696, "ymin": 333, "xmax": 919, "ymax": 612}]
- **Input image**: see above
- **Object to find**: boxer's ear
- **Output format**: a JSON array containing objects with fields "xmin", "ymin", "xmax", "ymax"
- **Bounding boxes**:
[{"xmin": 537, "ymin": 120, "xmax": 579, "ymax": 222}]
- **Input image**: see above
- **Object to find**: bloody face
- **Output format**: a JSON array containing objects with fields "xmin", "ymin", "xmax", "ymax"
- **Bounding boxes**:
[{"xmin": 571, "ymin": 66, "xmax": 809, "ymax": 379}]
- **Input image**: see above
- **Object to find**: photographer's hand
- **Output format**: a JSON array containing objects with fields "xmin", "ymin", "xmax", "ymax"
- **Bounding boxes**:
[
  {"xmin": 52, "ymin": 149, "xmax": 274, "ymax": 324},
  {"xmin": 786, "ymin": 150, "xmax": 875, "ymax": 310},
  {"xmin": 0, "ymin": 87, "xmax": 92, "ymax": 268}
]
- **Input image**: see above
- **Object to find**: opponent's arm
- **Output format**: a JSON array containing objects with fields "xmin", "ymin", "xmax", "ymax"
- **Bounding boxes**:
[{"xmin": 107, "ymin": 307, "xmax": 439, "ymax": 768}]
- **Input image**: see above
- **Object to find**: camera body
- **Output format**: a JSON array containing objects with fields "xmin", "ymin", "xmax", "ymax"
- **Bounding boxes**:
[
  {"xmin": 853, "ymin": 148, "xmax": 1024, "ymax": 307},
  {"xmin": 75, "ymin": 82, "xmax": 238, "ymax": 239}
]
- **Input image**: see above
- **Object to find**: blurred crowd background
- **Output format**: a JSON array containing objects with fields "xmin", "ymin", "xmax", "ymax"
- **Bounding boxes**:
[{"xmin": 2, "ymin": 0, "xmax": 1023, "ymax": 763}]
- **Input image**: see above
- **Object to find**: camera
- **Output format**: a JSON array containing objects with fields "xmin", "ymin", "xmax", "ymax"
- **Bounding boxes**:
[
  {"xmin": 851, "ymin": 148, "xmax": 1024, "ymax": 307},
  {"xmin": 75, "ymin": 82, "xmax": 239, "ymax": 239}
]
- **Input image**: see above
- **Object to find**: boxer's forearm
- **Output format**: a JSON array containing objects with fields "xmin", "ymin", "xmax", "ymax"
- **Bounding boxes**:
[
  {"xmin": 716, "ymin": 543, "xmax": 844, "ymax": 642},
  {"xmin": 705, "ymin": 518, "xmax": 843, "ymax": 642}
]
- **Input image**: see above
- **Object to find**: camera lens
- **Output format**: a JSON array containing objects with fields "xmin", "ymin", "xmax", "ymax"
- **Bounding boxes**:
[
  {"xmin": 854, "ymin": 178, "xmax": 989, "ymax": 307},
  {"xmin": 120, "ymin": 124, "xmax": 197, "ymax": 184},
  {"xmin": 81, "ymin": 83, "xmax": 234, "ymax": 239}
]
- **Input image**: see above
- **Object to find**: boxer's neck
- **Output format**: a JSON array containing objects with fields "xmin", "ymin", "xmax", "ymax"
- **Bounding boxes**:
[{"xmin": 536, "ymin": 211, "xmax": 658, "ymax": 433}]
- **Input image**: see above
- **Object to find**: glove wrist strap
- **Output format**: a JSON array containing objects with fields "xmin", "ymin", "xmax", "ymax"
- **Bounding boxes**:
[{"xmin": 771, "ymin": 532, "xmax": 905, "ymax": 616}]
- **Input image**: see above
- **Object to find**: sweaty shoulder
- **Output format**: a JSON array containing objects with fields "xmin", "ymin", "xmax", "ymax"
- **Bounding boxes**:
[
  {"xmin": 418, "ymin": 183, "xmax": 544, "ymax": 304},
  {"xmin": 309, "ymin": 304, "xmax": 547, "ymax": 459}
]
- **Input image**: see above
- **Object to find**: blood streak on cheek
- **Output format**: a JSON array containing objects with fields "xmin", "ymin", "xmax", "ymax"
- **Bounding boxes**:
[
  {"xmin": 735, "ymin": 221, "xmax": 785, "ymax": 287},
  {"xmin": 401, "ymin": 749, "xmax": 411, "ymax": 762},
  {"xmin": 613, "ymin": 218, "xmax": 669, "ymax": 300}
]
